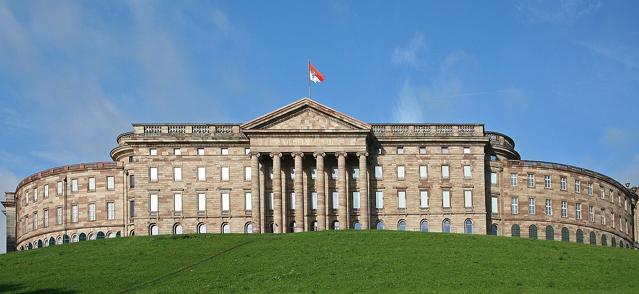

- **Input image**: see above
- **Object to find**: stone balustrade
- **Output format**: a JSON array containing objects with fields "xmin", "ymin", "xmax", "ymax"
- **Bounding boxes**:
[{"xmin": 371, "ymin": 124, "xmax": 484, "ymax": 137}]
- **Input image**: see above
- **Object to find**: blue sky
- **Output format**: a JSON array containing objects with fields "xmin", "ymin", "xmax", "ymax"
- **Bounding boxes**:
[{"xmin": 1, "ymin": 1, "xmax": 638, "ymax": 251}]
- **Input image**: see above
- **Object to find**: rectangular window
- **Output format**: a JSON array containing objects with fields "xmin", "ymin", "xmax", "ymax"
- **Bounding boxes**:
[
  {"xmin": 511, "ymin": 174, "xmax": 517, "ymax": 187},
  {"xmin": 71, "ymin": 204, "xmax": 78, "ymax": 223},
  {"xmin": 197, "ymin": 167, "xmax": 206, "ymax": 181},
  {"xmin": 587, "ymin": 183, "xmax": 593, "ymax": 196},
  {"xmin": 107, "ymin": 202, "xmax": 115, "ymax": 220},
  {"xmin": 198, "ymin": 193, "xmax": 206, "ymax": 212},
  {"xmin": 464, "ymin": 190, "xmax": 473, "ymax": 208},
  {"xmin": 576, "ymin": 203, "xmax": 582, "ymax": 220},
  {"xmin": 197, "ymin": 148, "xmax": 205, "ymax": 156},
  {"xmin": 420, "ymin": 190, "xmax": 429, "ymax": 208},
  {"xmin": 442, "ymin": 190, "xmax": 451, "ymax": 208},
  {"xmin": 149, "ymin": 148, "xmax": 157, "ymax": 156},
  {"xmin": 528, "ymin": 197, "xmax": 536, "ymax": 214},
  {"xmin": 589, "ymin": 206, "xmax": 594, "ymax": 222},
  {"xmin": 463, "ymin": 147, "xmax": 471, "ymax": 154},
  {"xmin": 221, "ymin": 147, "xmax": 229, "ymax": 155},
  {"xmin": 269, "ymin": 192, "xmax": 274, "ymax": 210},
  {"xmin": 491, "ymin": 196, "xmax": 498, "ymax": 213},
  {"xmin": 560, "ymin": 177, "xmax": 567, "ymax": 191},
  {"xmin": 71, "ymin": 179, "xmax": 78, "ymax": 192},
  {"xmin": 419, "ymin": 146, "xmax": 426, "ymax": 154},
  {"xmin": 375, "ymin": 191, "xmax": 384, "ymax": 209},
  {"xmin": 129, "ymin": 200, "xmax": 135, "ymax": 218},
  {"xmin": 575, "ymin": 180, "xmax": 581, "ymax": 193},
  {"xmin": 150, "ymin": 193, "xmax": 158, "ymax": 213},
  {"xmin": 397, "ymin": 146, "xmax": 404, "ymax": 154},
  {"xmin": 221, "ymin": 191, "xmax": 230, "ymax": 212},
  {"xmin": 490, "ymin": 172, "xmax": 497, "ymax": 184},
  {"xmin": 129, "ymin": 175, "xmax": 135, "ymax": 188},
  {"xmin": 374, "ymin": 166, "xmax": 383, "ymax": 179},
  {"xmin": 221, "ymin": 167, "xmax": 230, "ymax": 181},
  {"xmin": 174, "ymin": 193, "xmax": 182, "ymax": 212},
  {"xmin": 601, "ymin": 210, "xmax": 606, "ymax": 225},
  {"xmin": 600, "ymin": 187, "xmax": 605, "ymax": 199},
  {"xmin": 89, "ymin": 203, "xmax": 96, "ymax": 221},
  {"xmin": 463, "ymin": 165, "xmax": 472, "ymax": 178},
  {"xmin": 107, "ymin": 176, "xmax": 115, "ymax": 191},
  {"xmin": 34, "ymin": 188, "xmax": 38, "ymax": 202},
  {"xmin": 331, "ymin": 167, "xmax": 338, "ymax": 180},
  {"xmin": 33, "ymin": 212, "xmax": 38, "ymax": 230},
  {"xmin": 544, "ymin": 175, "xmax": 551, "ymax": 188},
  {"xmin": 611, "ymin": 212, "xmax": 615, "ymax": 228},
  {"xmin": 527, "ymin": 174, "xmax": 535, "ymax": 188},
  {"xmin": 561, "ymin": 201, "xmax": 567, "ymax": 218},
  {"xmin": 332, "ymin": 192, "xmax": 339, "ymax": 210},
  {"xmin": 173, "ymin": 167, "xmax": 182, "ymax": 181},
  {"xmin": 245, "ymin": 192, "xmax": 252, "ymax": 211},
  {"xmin": 174, "ymin": 148, "xmax": 181, "ymax": 155},
  {"xmin": 44, "ymin": 184, "xmax": 49, "ymax": 198},
  {"xmin": 419, "ymin": 165, "xmax": 428, "ymax": 179},
  {"xmin": 149, "ymin": 167, "xmax": 158, "ymax": 182},
  {"xmin": 311, "ymin": 192, "xmax": 318, "ymax": 210},
  {"xmin": 56, "ymin": 207, "xmax": 63, "ymax": 224},
  {"xmin": 352, "ymin": 168, "xmax": 360, "ymax": 180},
  {"xmin": 398, "ymin": 191, "xmax": 406, "ymax": 209},
  {"xmin": 352, "ymin": 192, "xmax": 360, "ymax": 209},
  {"xmin": 44, "ymin": 209, "xmax": 49, "ymax": 227},
  {"xmin": 397, "ymin": 166, "xmax": 405, "ymax": 179},
  {"xmin": 245, "ymin": 167, "xmax": 252, "ymax": 181},
  {"xmin": 87, "ymin": 177, "xmax": 95, "ymax": 191},
  {"xmin": 545, "ymin": 199, "xmax": 552, "ymax": 215},
  {"xmin": 57, "ymin": 181, "xmax": 63, "ymax": 195},
  {"xmin": 511, "ymin": 197, "xmax": 519, "ymax": 214},
  {"xmin": 441, "ymin": 165, "xmax": 450, "ymax": 179},
  {"xmin": 290, "ymin": 192, "xmax": 296, "ymax": 210}
]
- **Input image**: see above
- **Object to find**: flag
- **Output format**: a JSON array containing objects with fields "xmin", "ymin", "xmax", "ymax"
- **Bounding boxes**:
[{"xmin": 309, "ymin": 63, "xmax": 325, "ymax": 84}]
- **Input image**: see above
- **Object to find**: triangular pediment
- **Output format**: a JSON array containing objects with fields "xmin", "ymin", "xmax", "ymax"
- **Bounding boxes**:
[{"xmin": 241, "ymin": 98, "xmax": 371, "ymax": 131}]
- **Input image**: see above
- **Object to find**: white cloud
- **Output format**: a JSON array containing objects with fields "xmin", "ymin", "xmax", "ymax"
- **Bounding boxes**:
[
  {"xmin": 392, "ymin": 33, "xmax": 426, "ymax": 68},
  {"xmin": 516, "ymin": 0, "xmax": 602, "ymax": 25}
]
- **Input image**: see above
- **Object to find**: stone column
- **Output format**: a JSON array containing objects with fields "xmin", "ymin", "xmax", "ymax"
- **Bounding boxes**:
[
  {"xmin": 270, "ymin": 153, "xmax": 282, "ymax": 233},
  {"xmin": 358, "ymin": 152, "xmax": 369, "ymax": 230},
  {"xmin": 251, "ymin": 153, "xmax": 261, "ymax": 233},
  {"xmin": 314, "ymin": 152, "xmax": 326, "ymax": 230},
  {"xmin": 294, "ymin": 152, "xmax": 304, "ymax": 232},
  {"xmin": 337, "ymin": 152, "xmax": 347, "ymax": 229}
]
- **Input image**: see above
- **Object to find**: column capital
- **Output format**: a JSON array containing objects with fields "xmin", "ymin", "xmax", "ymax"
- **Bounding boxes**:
[
  {"xmin": 335, "ymin": 151, "xmax": 347, "ymax": 158},
  {"xmin": 356, "ymin": 151, "xmax": 369, "ymax": 157},
  {"xmin": 269, "ymin": 152, "xmax": 282, "ymax": 158},
  {"xmin": 313, "ymin": 152, "xmax": 326, "ymax": 158},
  {"xmin": 249, "ymin": 152, "xmax": 261, "ymax": 158},
  {"xmin": 292, "ymin": 152, "xmax": 304, "ymax": 158}
]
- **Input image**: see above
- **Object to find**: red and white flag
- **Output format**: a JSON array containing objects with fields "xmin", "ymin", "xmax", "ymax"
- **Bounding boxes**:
[{"xmin": 309, "ymin": 63, "xmax": 325, "ymax": 84}]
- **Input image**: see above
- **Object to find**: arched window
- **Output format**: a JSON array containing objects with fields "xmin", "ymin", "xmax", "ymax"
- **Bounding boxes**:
[
  {"xmin": 63, "ymin": 234, "xmax": 70, "ymax": 244},
  {"xmin": 353, "ymin": 221, "xmax": 361, "ymax": 230},
  {"xmin": 601, "ymin": 234, "xmax": 607, "ymax": 246},
  {"xmin": 245, "ymin": 222, "xmax": 253, "ymax": 234},
  {"xmin": 589, "ymin": 231, "xmax": 596, "ymax": 245},
  {"xmin": 197, "ymin": 223, "xmax": 207, "ymax": 234},
  {"xmin": 27, "ymin": 243, "xmax": 33, "ymax": 250},
  {"xmin": 79, "ymin": 233, "xmax": 87, "ymax": 241},
  {"xmin": 332, "ymin": 220, "xmax": 340, "ymax": 230},
  {"xmin": 149, "ymin": 224, "xmax": 159, "ymax": 236},
  {"xmin": 545, "ymin": 226, "xmax": 554, "ymax": 241},
  {"xmin": 464, "ymin": 219, "xmax": 473, "ymax": 234},
  {"xmin": 174, "ymin": 223, "xmax": 183, "ymax": 235},
  {"xmin": 511, "ymin": 224, "xmax": 520, "ymax": 237},
  {"xmin": 129, "ymin": 230, "xmax": 135, "ymax": 236},
  {"xmin": 561, "ymin": 227, "xmax": 569, "ymax": 242},
  {"xmin": 398, "ymin": 220, "xmax": 407, "ymax": 231},
  {"xmin": 311, "ymin": 221, "xmax": 318, "ymax": 231},
  {"xmin": 490, "ymin": 224, "xmax": 498, "ymax": 236},
  {"xmin": 37, "ymin": 240, "xmax": 43, "ymax": 248},
  {"xmin": 116, "ymin": 231, "xmax": 121, "ymax": 237},
  {"xmin": 56, "ymin": 236, "xmax": 62, "ymax": 244},
  {"xmin": 529, "ymin": 225, "xmax": 538, "ymax": 240},
  {"xmin": 376, "ymin": 221, "xmax": 385, "ymax": 230},
  {"xmin": 576, "ymin": 229, "xmax": 583, "ymax": 243},
  {"xmin": 72, "ymin": 235, "xmax": 79, "ymax": 243},
  {"xmin": 222, "ymin": 223, "xmax": 230, "ymax": 234},
  {"xmin": 96, "ymin": 231, "xmax": 105, "ymax": 240},
  {"xmin": 442, "ymin": 219, "xmax": 451, "ymax": 233},
  {"xmin": 289, "ymin": 221, "xmax": 296, "ymax": 233},
  {"xmin": 420, "ymin": 220, "xmax": 429, "ymax": 232},
  {"xmin": 612, "ymin": 237, "xmax": 616, "ymax": 247}
]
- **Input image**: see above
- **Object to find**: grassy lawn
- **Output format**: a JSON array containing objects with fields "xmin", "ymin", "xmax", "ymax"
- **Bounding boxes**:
[{"xmin": 1, "ymin": 231, "xmax": 638, "ymax": 293}]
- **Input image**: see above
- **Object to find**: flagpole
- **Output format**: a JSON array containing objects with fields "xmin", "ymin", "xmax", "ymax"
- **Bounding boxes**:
[{"xmin": 308, "ymin": 60, "xmax": 311, "ymax": 99}]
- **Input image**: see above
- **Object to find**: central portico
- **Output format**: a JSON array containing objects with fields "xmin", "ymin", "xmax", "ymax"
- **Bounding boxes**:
[{"xmin": 242, "ymin": 98, "xmax": 371, "ymax": 234}]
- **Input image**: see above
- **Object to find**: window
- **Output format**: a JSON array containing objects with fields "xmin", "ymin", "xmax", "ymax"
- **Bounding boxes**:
[
  {"xmin": 352, "ymin": 168, "xmax": 360, "ymax": 179},
  {"xmin": 419, "ymin": 146, "xmax": 426, "ymax": 154},
  {"xmin": 546, "ymin": 226, "xmax": 554, "ymax": 241},
  {"xmin": 441, "ymin": 165, "xmax": 450, "ymax": 179},
  {"xmin": 174, "ymin": 193, "xmax": 182, "ymax": 213},
  {"xmin": 576, "ymin": 229, "xmax": 584, "ymax": 243},
  {"xmin": 150, "ymin": 193, "xmax": 158, "ymax": 212},
  {"xmin": 197, "ymin": 148, "xmax": 205, "ymax": 155},
  {"xmin": 441, "ymin": 147, "xmax": 449, "ymax": 154},
  {"xmin": 331, "ymin": 167, "xmax": 338, "ymax": 180},
  {"xmin": 150, "ymin": 224, "xmax": 159, "ymax": 236},
  {"xmin": 149, "ymin": 167, "xmax": 158, "ymax": 182},
  {"xmin": 464, "ymin": 190, "xmax": 473, "ymax": 208},
  {"xmin": 545, "ymin": 199, "xmax": 552, "ymax": 215},
  {"xmin": 56, "ymin": 207, "xmax": 62, "ymax": 225},
  {"xmin": 442, "ymin": 219, "xmax": 451, "ymax": 233},
  {"xmin": 197, "ymin": 167, "xmax": 206, "ymax": 181},
  {"xmin": 174, "ymin": 148, "xmax": 181, "ymax": 155},
  {"xmin": 587, "ymin": 183, "xmax": 593, "ymax": 195},
  {"xmin": 332, "ymin": 192, "xmax": 339, "ymax": 210},
  {"xmin": 57, "ymin": 181, "xmax": 63, "ymax": 195},
  {"xmin": 491, "ymin": 196, "xmax": 498, "ymax": 213},
  {"xmin": 396, "ymin": 146, "xmax": 404, "ymax": 154},
  {"xmin": 173, "ymin": 167, "xmax": 182, "ymax": 181},
  {"xmin": 511, "ymin": 174, "xmax": 517, "ymax": 187},
  {"xmin": 149, "ymin": 148, "xmax": 157, "ymax": 156},
  {"xmin": 544, "ymin": 175, "xmax": 551, "ymax": 188},
  {"xmin": 221, "ymin": 147, "xmax": 228, "ymax": 155},
  {"xmin": 71, "ymin": 179, "xmax": 78, "ymax": 192},
  {"xmin": 463, "ymin": 147, "xmax": 471, "ymax": 154},
  {"xmin": 246, "ymin": 222, "xmax": 254, "ymax": 233},
  {"xmin": 43, "ymin": 209, "xmax": 49, "ymax": 227},
  {"xmin": 107, "ymin": 176, "xmax": 115, "ymax": 191},
  {"xmin": 442, "ymin": 190, "xmax": 451, "ymax": 208},
  {"xmin": 33, "ymin": 212, "xmax": 38, "ymax": 230},
  {"xmin": 465, "ymin": 219, "xmax": 474, "ymax": 234},
  {"xmin": 575, "ymin": 180, "xmax": 581, "ymax": 193},
  {"xmin": 600, "ymin": 209, "xmax": 606, "ymax": 225},
  {"xmin": 107, "ymin": 202, "xmax": 115, "ymax": 220},
  {"xmin": 511, "ymin": 197, "xmax": 519, "ymax": 214},
  {"xmin": 588, "ymin": 206, "xmax": 594, "ymax": 222},
  {"xmin": 44, "ymin": 184, "xmax": 49, "ymax": 198},
  {"xmin": 527, "ymin": 174, "xmax": 535, "ymax": 187},
  {"xmin": 419, "ymin": 165, "xmax": 428, "ymax": 179},
  {"xmin": 528, "ymin": 197, "xmax": 536, "ymax": 214},
  {"xmin": 397, "ymin": 166, "xmax": 405, "ymax": 179},
  {"xmin": 311, "ymin": 192, "xmax": 318, "ymax": 210},
  {"xmin": 129, "ymin": 175, "xmax": 135, "ymax": 188},
  {"xmin": 600, "ymin": 187, "xmax": 605, "ymax": 199},
  {"xmin": 560, "ymin": 177, "xmax": 567, "ymax": 191},
  {"xmin": 561, "ymin": 201, "xmax": 567, "ymax": 218},
  {"xmin": 269, "ymin": 192, "xmax": 274, "ymax": 210},
  {"xmin": 511, "ymin": 224, "xmax": 520, "ymax": 237},
  {"xmin": 221, "ymin": 167, "xmax": 230, "ymax": 181},
  {"xmin": 398, "ymin": 220, "xmax": 407, "ymax": 231},
  {"xmin": 420, "ymin": 220, "xmax": 429, "ymax": 232},
  {"xmin": 375, "ymin": 191, "xmax": 384, "ymax": 209},
  {"xmin": 198, "ymin": 193, "xmax": 206, "ymax": 212},
  {"xmin": 490, "ymin": 172, "xmax": 497, "ymax": 184},
  {"xmin": 174, "ymin": 224, "xmax": 183, "ymax": 235},
  {"xmin": 374, "ymin": 165, "xmax": 383, "ymax": 179},
  {"xmin": 352, "ymin": 192, "xmax": 360, "ymax": 209},
  {"xmin": 398, "ymin": 191, "xmax": 406, "ymax": 209},
  {"xmin": 611, "ymin": 212, "xmax": 615, "ymax": 228},
  {"xmin": 420, "ymin": 190, "xmax": 429, "ymax": 208},
  {"xmin": 89, "ymin": 203, "xmax": 96, "ymax": 221},
  {"xmin": 245, "ymin": 148, "xmax": 251, "ymax": 155},
  {"xmin": 71, "ymin": 204, "xmax": 78, "ymax": 223},
  {"xmin": 290, "ymin": 192, "xmax": 296, "ymax": 210},
  {"xmin": 222, "ymin": 192, "xmax": 230, "ymax": 212},
  {"xmin": 34, "ymin": 188, "xmax": 38, "ymax": 202},
  {"xmin": 463, "ymin": 165, "xmax": 472, "ymax": 178},
  {"xmin": 529, "ymin": 225, "xmax": 538, "ymax": 240},
  {"xmin": 245, "ymin": 192, "xmax": 252, "ymax": 211}
]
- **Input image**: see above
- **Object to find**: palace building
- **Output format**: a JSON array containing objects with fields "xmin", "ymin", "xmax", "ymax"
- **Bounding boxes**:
[{"xmin": 4, "ymin": 98, "xmax": 638, "ymax": 251}]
